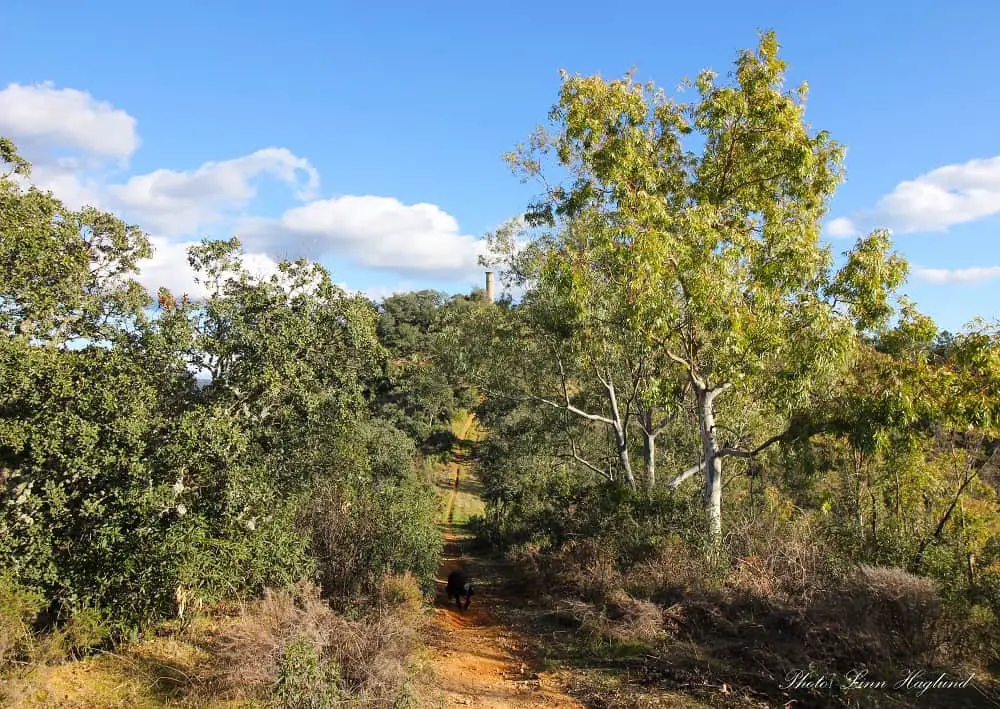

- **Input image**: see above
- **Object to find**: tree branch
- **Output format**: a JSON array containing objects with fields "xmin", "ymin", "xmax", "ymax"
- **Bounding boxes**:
[
  {"xmin": 727, "ymin": 168, "xmax": 797, "ymax": 197},
  {"xmin": 651, "ymin": 402, "xmax": 683, "ymax": 436},
  {"xmin": 718, "ymin": 429, "xmax": 788, "ymax": 459},
  {"xmin": 503, "ymin": 393, "xmax": 616, "ymax": 425},
  {"xmin": 562, "ymin": 439, "xmax": 614, "ymax": 482},
  {"xmin": 664, "ymin": 347, "xmax": 707, "ymax": 390},
  {"xmin": 668, "ymin": 460, "xmax": 705, "ymax": 489},
  {"xmin": 913, "ymin": 445, "xmax": 999, "ymax": 569},
  {"xmin": 664, "ymin": 347, "xmax": 692, "ymax": 371},
  {"xmin": 555, "ymin": 348, "xmax": 573, "ymax": 406}
]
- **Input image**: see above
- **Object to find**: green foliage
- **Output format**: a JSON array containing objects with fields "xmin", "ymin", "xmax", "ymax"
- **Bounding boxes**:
[
  {"xmin": 300, "ymin": 466, "xmax": 442, "ymax": 598},
  {"xmin": 360, "ymin": 418, "xmax": 419, "ymax": 482},
  {"xmin": 0, "ymin": 144, "xmax": 151, "ymax": 345},
  {"xmin": 778, "ymin": 315, "xmax": 1000, "ymax": 650},
  {"xmin": 43, "ymin": 605, "xmax": 110, "ymax": 660},
  {"xmin": 453, "ymin": 37, "xmax": 1000, "ymax": 671},
  {"xmin": 374, "ymin": 361, "xmax": 459, "ymax": 446},
  {"xmin": 376, "ymin": 289, "xmax": 447, "ymax": 354},
  {"xmin": 272, "ymin": 635, "xmax": 343, "ymax": 709},
  {"xmin": 0, "ymin": 336, "xmax": 188, "ymax": 629},
  {"xmin": 0, "ymin": 573, "xmax": 45, "ymax": 666},
  {"xmin": 474, "ymin": 397, "xmax": 702, "ymax": 558},
  {"xmin": 370, "ymin": 289, "xmax": 482, "ymax": 454},
  {"xmin": 468, "ymin": 31, "xmax": 910, "ymax": 540},
  {"xmin": 0, "ymin": 138, "xmax": 443, "ymax": 645}
]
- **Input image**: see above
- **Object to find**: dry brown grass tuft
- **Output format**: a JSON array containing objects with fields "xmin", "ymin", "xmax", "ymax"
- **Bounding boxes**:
[
  {"xmin": 627, "ymin": 536, "xmax": 713, "ymax": 598},
  {"xmin": 725, "ymin": 514, "xmax": 834, "ymax": 604},
  {"xmin": 548, "ymin": 589, "xmax": 666, "ymax": 649},
  {"xmin": 815, "ymin": 564, "xmax": 951, "ymax": 667},
  {"xmin": 726, "ymin": 554, "xmax": 779, "ymax": 598},
  {"xmin": 611, "ymin": 597, "xmax": 667, "ymax": 645},
  {"xmin": 219, "ymin": 581, "xmax": 423, "ymax": 707},
  {"xmin": 377, "ymin": 571, "xmax": 425, "ymax": 615},
  {"xmin": 562, "ymin": 542, "xmax": 624, "ymax": 603}
]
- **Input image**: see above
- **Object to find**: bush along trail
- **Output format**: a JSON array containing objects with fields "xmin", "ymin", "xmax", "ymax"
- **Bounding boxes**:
[{"xmin": 420, "ymin": 414, "xmax": 582, "ymax": 709}]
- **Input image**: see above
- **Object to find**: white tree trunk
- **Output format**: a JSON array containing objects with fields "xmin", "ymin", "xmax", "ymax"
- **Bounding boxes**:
[
  {"xmin": 642, "ymin": 429, "xmax": 656, "ymax": 491},
  {"xmin": 698, "ymin": 386, "xmax": 723, "ymax": 539},
  {"xmin": 604, "ymin": 377, "xmax": 636, "ymax": 489},
  {"xmin": 612, "ymin": 422, "xmax": 636, "ymax": 489}
]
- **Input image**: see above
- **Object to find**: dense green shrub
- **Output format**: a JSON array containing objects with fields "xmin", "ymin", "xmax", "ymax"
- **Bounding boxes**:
[
  {"xmin": 0, "ymin": 338, "xmax": 187, "ymax": 630},
  {"xmin": 0, "ymin": 140, "xmax": 447, "ymax": 645},
  {"xmin": 300, "ymin": 471, "xmax": 442, "ymax": 599},
  {"xmin": 370, "ymin": 289, "xmax": 484, "ymax": 454},
  {"xmin": 273, "ymin": 635, "xmax": 344, "ymax": 708}
]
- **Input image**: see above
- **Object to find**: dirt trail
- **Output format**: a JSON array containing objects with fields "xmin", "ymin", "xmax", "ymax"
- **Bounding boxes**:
[{"xmin": 420, "ymin": 415, "xmax": 582, "ymax": 709}]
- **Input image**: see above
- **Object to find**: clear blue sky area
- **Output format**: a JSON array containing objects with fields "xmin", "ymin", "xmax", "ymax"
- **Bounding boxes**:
[{"xmin": 2, "ymin": 0, "xmax": 998, "ymax": 332}]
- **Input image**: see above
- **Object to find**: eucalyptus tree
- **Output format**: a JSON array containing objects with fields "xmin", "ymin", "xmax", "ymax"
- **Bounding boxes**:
[
  {"xmin": 467, "ymin": 231, "xmax": 690, "ymax": 493},
  {"xmin": 814, "ymin": 309, "xmax": 1000, "ymax": 577},
  {"xmin": 486, "ymin": 32, "xmax": 907, "ymax": 539}
]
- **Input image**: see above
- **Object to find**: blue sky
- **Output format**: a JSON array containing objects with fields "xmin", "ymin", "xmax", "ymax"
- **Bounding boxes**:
[{"xmin": 2, "ymin": 0, "xmax": 998, "ymax": 332}]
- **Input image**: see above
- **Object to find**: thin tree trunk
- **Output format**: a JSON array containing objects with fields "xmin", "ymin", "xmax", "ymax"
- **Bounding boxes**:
[
  {"xmin": 912, "ymin": 466, "xmax": 981, "ymax": 569},
  {"xmin": 612, "ymin": 422, "xmax": 636, "ymax": 489},
  {"xmin": 603, "ymin": 376, "xmax": 636, "ymax": 489},
  {"xmin": 639, "ymin": 410, "xmax": 657, "ymax": 492},
  {"xmin": 642, "ymin": 430, "xmax": 656, "ymax": 492},
  {"xmin": 697, "ymin": 386, "xmax": 723, "ymax": 539},
  {"xmin": 854, "ymin": 452, "xmax": 864, "ymax": 543}
]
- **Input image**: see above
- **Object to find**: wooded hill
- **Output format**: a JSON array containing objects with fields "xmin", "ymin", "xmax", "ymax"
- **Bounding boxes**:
[{"xmin": 2, "ymin": 32, "xmax": 999, "ymax": 709}]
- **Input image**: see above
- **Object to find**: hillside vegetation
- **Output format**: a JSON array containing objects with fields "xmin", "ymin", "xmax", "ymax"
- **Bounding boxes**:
[
  {"xmin": 3, "ymin": 32, "xmax": 1000, "ymax": 709},
  {"xmin": 452, "ymin": 31, "xmax": 1000, "ymax": 707}
]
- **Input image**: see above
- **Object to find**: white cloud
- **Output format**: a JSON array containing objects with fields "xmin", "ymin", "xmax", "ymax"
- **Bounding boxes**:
[
  {"xmin": 358, "ymin": 282, "xmax": 421, "ymax": 302},
  {"xmin": 1, "ymin": 83, "xmax": 320, "ymax": 236},
  {"xmin": 0, "ymin": 82, "xmax": 139, "ymax": 210},
  {"xmin": 0, "ymin": 82, "xmax": 138, "ymax": 161},
  {"xmin": 913, "ymin": 266, "xmax": 1000, "ymax": 285},
  {"xmin": 824, "ymin": 216, "xmax": 858, "ymax": 239},
  {"xmin": 26, "ymin": 161, "xmax": 105, "ymax": 211},
  {"xmin": 134, "ymin": 238, "xmax": 207, "ymax": 299},
  {"xmin": 108, "ymin": 148, "xmax": 320, "ymax": 236},
  {"xmin": 2, "ymin": 80, "xmax": 488, "ymax": 283},
  {"xmin": 237, "ymin": 195, "xmax": 487, "ymax": 278},
  {"xmin": 135, "ymin": 237, "xmax": 281, "ymax": 300},
  {"xmin": 829, "ymin": 155, "xmax": 1000, "ymax": 236}
]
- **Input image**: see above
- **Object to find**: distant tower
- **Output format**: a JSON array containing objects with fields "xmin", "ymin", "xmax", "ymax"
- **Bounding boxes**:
[{"xmin": 484, "ymin": 271, "xmax": 495, "ymax": 304}]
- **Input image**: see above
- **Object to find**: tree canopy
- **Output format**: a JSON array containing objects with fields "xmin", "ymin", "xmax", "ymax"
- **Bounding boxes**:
[{"xmin": 465, "ymin": 32, "xmax": 909, "ymax": 539}]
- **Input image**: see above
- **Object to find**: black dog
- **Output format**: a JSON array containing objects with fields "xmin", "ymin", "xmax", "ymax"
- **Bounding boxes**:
[{"xmin": 446, "ymin": 570, "xmax": 474, "ymax": 610}]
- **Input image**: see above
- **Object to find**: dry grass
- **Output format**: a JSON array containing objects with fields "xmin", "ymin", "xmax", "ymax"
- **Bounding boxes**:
[
  {"xmin": 721, "ymin": 513, "xmax": 839, "ymax": 604},
  {"xmin": 502, "ymin": 521, "xmax": 999, "ymax": 708},
  {"xmin": 538, "ymin": 539, "xmax": 626, "ymax": 603},
  {"xmin": 811, "ymin": 564, "xmax": 952, "ymax": 668},
  {"xmin": 624, "ymin": 537, "xmax": 715, "ymax": 601},
  {"xmin": 603, "ymin": 592, "xmax": 666, "ymax": 646},
  {"xmin": 0, "ymin": 612, "xmax": 246, "ymax": 709},
  {"xmin": 219, "ymin": 579, "xmax": 425, "ymax": 707},
  {"xmin": 1, "ymin": 576, "xmax": 429, "ymax": 709}
]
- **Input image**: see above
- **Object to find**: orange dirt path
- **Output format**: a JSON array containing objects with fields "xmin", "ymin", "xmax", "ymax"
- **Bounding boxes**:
[{"xmin": 420, "ymin": 415, "xmax": 582, "ymax": 709}]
